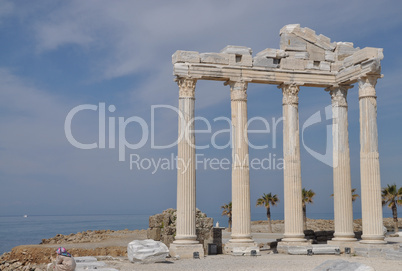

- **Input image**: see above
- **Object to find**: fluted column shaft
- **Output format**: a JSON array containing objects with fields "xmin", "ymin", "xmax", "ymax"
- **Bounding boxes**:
[
  {"xmin": 174, "ymin": 77, "xmax": 198, "ymax": 244},
  {"xmin": 281, "ymin": 83, "xmax": 305, "ymax": 242},
  {"xmin": 327, "ymin": 86, "xmax": 356, "ymax": 241},
  {"xmin": 227, "ymin": 80, "xmax": 253, "ymax": 243},
  {"xmin": 358, "ymin": 76, "xmax": 386, "ymax": 244}
]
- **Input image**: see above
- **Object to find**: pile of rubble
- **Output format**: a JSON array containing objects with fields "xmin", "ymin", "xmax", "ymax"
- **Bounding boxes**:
[{"xmin": 147, "ymin": 208, "xmax": 218, "ymax": 253}]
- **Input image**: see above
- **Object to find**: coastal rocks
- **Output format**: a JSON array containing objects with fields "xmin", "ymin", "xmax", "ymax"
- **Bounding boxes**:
[
  {"xmin": 40, "ymin": 229, "xmax": 144, "ymax": 244},
  {"xmin": 0, "ymin": 252, "xmax": 42, "ymax": 271},
  {"xmin": 127, "ymin": 239, "xmax": 169, "ymax": 263},
  {"xmin": 40, "ymin": 229, "xmax": 115, "ymax": 244},
  {"xmin": 147, "ymin": 208, "xmax": 215, "ymax": 253}
]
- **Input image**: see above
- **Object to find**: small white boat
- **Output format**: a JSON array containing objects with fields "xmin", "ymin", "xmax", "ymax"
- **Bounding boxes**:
[{"xmin": 23, "ymin": 215, "xmax": 28, "ymax": 218}]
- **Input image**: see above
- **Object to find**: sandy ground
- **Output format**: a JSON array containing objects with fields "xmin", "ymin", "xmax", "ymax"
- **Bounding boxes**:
[
  {"xmin": 3, "ymin": 221, "xmax": 402, "ymax": 270},
  {"xmin": 101, "ymin": 253, "xmax": 402, "ymax": 271}
]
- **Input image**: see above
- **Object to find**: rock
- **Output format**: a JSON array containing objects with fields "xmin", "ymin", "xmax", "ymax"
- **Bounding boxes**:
[
  {"xmin": 147, "ymin": 228, "xmax": 161, "ymax": 241},
  {"xmin": 127, "ymin": 239, "xmax": 169, "ymax": 263},
  {"xmin": 312, "ymin": 259, "xmax": 374, "ymax": 271},
  {"xmin": 147, "ymin": 208, "xmax": 215, "ymax": 253}
]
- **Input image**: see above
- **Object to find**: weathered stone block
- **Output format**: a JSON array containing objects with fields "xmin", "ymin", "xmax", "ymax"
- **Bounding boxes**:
[
  {"xmin": 172, "ymin": 50, "xmax": 200, "ymax": 64},
  {"xmin": 127, "ymin": 239, "xmax": 169, "ymax": 263},
  {"xmin": 325, "ymin": 51, "xmax": 335, "ymax": 62},
  {"xmin": 315, "ymin": 34, "xmax": 336, "ymax": 51},
  {"xmin": 253, "ymin": 57, "xmax": 279, "ymax": 68},
  {"xmin": 307, "ymin": 43, "xmax": 325, "ymax": 61},
  {"xmin": 280, "ymin": 33, "xmax": 307, "ymax": 51},
  {"xmin": 287, "ymin": 51, "xmax": 309, "ymax": 59},
  {"xmin": 149, "ymin": 214, "xmax": 163, "ymax": 228},
  {"xmin": 280, "ymin": 24, "xmax": 316, "ymax": 43},
  {"xmin": 302, "ymin": 27, "xmax": 317, "ymax": 43},
  {"xmin": 330, "ymin": 62, "xmax": 342, "ymax": 72},
  {"xmin": 228, "ymin": 54, "xmax": 252, "ymax": 67},
  {"xmin": 312, "ymin": 245, "xmax": 339, "ymax": 255},
  {"xmin": 200, "ymin": 53, "xmax": 230, "ymax": 65},
  {"xmin": 147, "ymin": 228, "xmax": 161, "ymax": 241},
  {"xmin": 343, "ymin": 47, "xmax": 383, "ymax": 68},
  {"xmin": 335, "ymin": 42, "xmax": 359, "ymax": 61},
  {"xmin": 256, "ymin": 48, "xmax": 288, "ymax": 59},
  {"xmin": 220, "ymin": 45, "xmax": 252, "ymax": 55},
  {"xmin": 319, "ymin": 61, "xmax": 331, "ymax": 71},
  {"xmin": 279, "ymin": 24, "xmax": 301, "ymax": 35},
  {"xmin": 255, "ymin": 48, "xmax": 275, "ymax": 58},
  {"xmin": 280, "ymin": 58, "xmax": 307, "ymax": 70},
  {"xmin": 169, "ymin": 243, "xmax": 205, "ymax": 259},
  {"xmin": 306, "ymin": 60, "xmax": 321, "ymax": 70}
]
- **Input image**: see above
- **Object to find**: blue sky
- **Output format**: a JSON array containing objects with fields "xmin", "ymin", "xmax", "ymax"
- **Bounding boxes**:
[{"xmin": 0, "ymin": 0, "xmax": 401, "ymax": 219}]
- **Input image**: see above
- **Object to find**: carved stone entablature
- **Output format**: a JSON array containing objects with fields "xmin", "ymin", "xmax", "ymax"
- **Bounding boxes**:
[
  {"xmin": 326, "ymin": 85, "xmax": 353, "ymax": 107},
  {"xmin": 280, "ymin": 83, "xmax": 300, "ymax": 105},
  {"xmin": 176, "ymin": 77, "xmax": 197, "ymax": 98},
  {"xmin": 358, "ymin": 75, "xmax": 379, "ymax": 100},
  {"xmin": 173, "ymin": 25, "xmax": 384, "ymax": 88},
  {"xmin": 225, "ymin": 80, "xmax": 248, "ymax": 101}
]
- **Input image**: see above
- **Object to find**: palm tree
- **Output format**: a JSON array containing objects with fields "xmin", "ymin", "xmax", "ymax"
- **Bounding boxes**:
[
  {"xmin": 221, "ymin": 202, "xmax": 232, "ymax": 232},
  {"xmin": 302, "ymin": 188, "xmax": 315, "ymax": 231},
  {"xmin": 330, "ymin": 188, "xmax": 360, "ymax": 202},
  {"xmin": 256, "ymin": 193, "xmax": 279, "ymax": 233},
  {"xmin": 382, "ymin": 184, "xmax": 402, "ymax": 233}
]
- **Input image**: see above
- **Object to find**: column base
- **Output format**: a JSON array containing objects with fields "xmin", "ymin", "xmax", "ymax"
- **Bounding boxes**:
[
  {"xmin": 169, "ymin": 243, "xmax": 204, "ymax": 259},
  {"xmin": 331, "ymin": 237, "xmax": 357, "ymax": 242},
  {"xmin": 360, "ymin": 239, "xmax": 387, "ymax": 244},
  {"xmin": 224, "ymin": 241, "xmax": 260, "ymax": 256},
  {"xmin": 282, "ymin": 234, "xmax": 306, "ymax": 242},
  {"xmin": 360, "ymin": 234, "xmax": 386, "ymax": 244}
]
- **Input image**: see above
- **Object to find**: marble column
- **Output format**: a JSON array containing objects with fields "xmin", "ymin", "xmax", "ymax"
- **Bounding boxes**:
[
  {"xmin": 281, "ymin": 83, "xmax": 305, "ymax": 242},
  {"xmin": 226, "ymin": 80, "xmax": 254, "ymax": 245},
  {"xmin": 327, "ymin": 85, "xmax": 356, "ymax": 242},
  {"xmin": 358, "ymin": 76, "xmax": 386, "ymax": 244},
  {"xmin": 174, "ymin": 77, "xmax": 198, "ymax": 244}
]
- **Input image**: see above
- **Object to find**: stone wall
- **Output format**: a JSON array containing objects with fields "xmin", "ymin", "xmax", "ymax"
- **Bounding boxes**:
[{"xmin": 147, "ymin": 208, "xmax": 220, "ymax": 253}]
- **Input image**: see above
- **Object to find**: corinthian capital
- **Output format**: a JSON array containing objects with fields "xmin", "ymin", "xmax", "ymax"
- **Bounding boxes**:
[
  {"xmin": 225, "ymin": 80, "xmax": 248, "ymax": 101},
  {"xmin": 326, "ymin": 85, "xmax": 353, "ymax": 108},
  {"xmin": 358, "ymin": 75, "xmax": 379, "ymax": 99},
  {"xmin": 280, "ymin": 83, "xmax": 300, "ymax": 105},
  {"xmin": 176, "ymin": 77, "xmax": 197, "ymax": 98}
]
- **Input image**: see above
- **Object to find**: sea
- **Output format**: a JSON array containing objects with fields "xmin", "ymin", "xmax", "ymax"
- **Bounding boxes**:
[{"xmin": 0, "ymin": 211, "xmax": 379, "ymax": 255}]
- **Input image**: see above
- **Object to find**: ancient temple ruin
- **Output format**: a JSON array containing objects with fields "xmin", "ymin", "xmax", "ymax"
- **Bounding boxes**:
[{"xmin": 170, "ymin": 24, "xmax": 385, "ymax": 258}]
